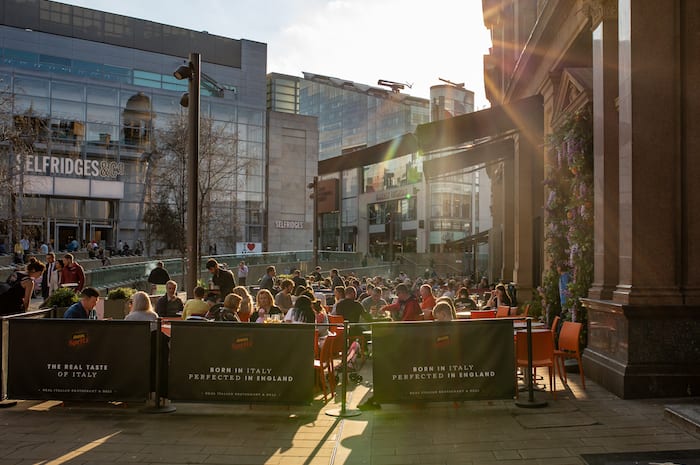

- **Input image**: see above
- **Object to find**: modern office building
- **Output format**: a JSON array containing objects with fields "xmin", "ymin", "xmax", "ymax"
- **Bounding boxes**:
[
  {"xmin": 0, "ymin": 0, "xmax": 267, "ymax": 255},
  {"xmin": 268, "ymin": 71, "xmax": 491, "ymax": 268}
]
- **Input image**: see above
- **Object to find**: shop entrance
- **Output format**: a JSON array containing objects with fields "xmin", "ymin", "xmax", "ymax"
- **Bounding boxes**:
[
  {"xmin": 56, "ymin": 224, "xmax": 79, "ymax": 252},
  {"xmin": 89, "ymin": 224, "xmax": 113, "ymax": 250}
]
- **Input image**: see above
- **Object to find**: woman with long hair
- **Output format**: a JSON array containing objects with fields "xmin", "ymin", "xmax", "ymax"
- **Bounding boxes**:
[
  {"xmin": 251, "ymin": 288, "xmax": 282, "ymax": 322},
  {"xmin": 125, "ymin": 291, "xmax": 158, "ymax": 324},
  {"xmin": 231, "ymin": 286, "xmax": 253, "ymax": 321},
  {"xmin": 289, "ymin": 295, "xmax": 316, "ymax": 324}
]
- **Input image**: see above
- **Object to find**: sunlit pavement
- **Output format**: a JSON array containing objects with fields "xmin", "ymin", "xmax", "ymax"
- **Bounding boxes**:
[{"xmin": 1, "ymin": 360, "xmax": 699, "ymax": 465}]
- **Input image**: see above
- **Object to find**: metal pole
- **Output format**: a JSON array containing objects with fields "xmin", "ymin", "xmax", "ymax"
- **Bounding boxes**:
[
  {"xmin": 515, "ymin": 317, "xmax": 547, "ymax": 408},
  {"xmin": 326, "ymin": 321, "xmax": 360, "ymax": 418},
  {"xmin": 140, "ymin": 318, "xmax": 176, "ymax": 413},
  {"xmin": 186, "ymin": 53, "xmax": 200, "ymax": 298},
  {"xmin": 312, "ymin": 176, "xmax": 318, "ymax": 268}
]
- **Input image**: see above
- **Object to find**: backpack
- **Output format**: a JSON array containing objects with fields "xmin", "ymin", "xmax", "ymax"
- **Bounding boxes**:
[{"xmin": 0, "ymin": 272, "xmax": 26, "ymax": 316}]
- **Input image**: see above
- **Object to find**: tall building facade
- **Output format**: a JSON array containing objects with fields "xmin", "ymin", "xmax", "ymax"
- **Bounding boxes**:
[
  {"xmin": 482, "ymin": 0, "xmax": 700, "ymax": 398},
  {"xmin": 268, "ymin": 72, "xmax": 491, "ymax": 269},
  {"xmin": 0, "ymin": 0, "xmax": 267, "ymax": 255}
]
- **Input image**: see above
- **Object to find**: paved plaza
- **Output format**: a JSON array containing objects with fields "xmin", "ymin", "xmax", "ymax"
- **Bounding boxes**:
[{"xmin": 1, "ymin": 360, "xmax": 699, "ymax": 465}]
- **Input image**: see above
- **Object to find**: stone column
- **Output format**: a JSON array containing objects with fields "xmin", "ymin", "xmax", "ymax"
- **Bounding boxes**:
[
  {"xmin": 583, "ymin": 0, "xmax": 700, "ymax": 399},
  {"xmin": 613, "ymin": 0, "xmax": 682, "ymax": 306},
  {"xmin": 587, "ymin": 1, "xmax": 619, "ymax": 300},
  {"xmin": 682, "ymin": 1, "xmax": 700, "ymax": 306}
]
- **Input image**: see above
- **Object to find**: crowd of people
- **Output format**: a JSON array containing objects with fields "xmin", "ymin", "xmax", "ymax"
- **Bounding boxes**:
[
  {"xmin": 2, "ymin": 250, "xmax": 518, "ymax": 328},
  {"xmin": 138, "ymin": 260, "xmax": 519, "ymax": 329}
]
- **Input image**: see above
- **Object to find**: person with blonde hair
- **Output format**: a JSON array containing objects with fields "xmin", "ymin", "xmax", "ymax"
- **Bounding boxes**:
[
  {"xmin": 433, "ymin": 301, "xmax": 456, "ymax": 321},
  {"xmin": 232, "ymin": 286, "xmax": 253, "ymax": 321},
  {"xmin": 251, "ymin": 288, "xmax": 282, "ymax": 322},
  {"xmin": 125, "ymin": 291, "xmax": 158, "ymax": 323}
]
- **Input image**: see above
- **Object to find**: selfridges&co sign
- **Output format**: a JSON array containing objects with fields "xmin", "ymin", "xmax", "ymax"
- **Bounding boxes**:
[{"xmin": 23, "ymin": 155, "xmax": 125, "ymax": 179}]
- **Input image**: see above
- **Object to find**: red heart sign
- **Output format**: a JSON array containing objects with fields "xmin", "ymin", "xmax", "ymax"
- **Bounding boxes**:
[{"xmin": 246, "ymin": 243, "xmax": 255, "ymax": 251}]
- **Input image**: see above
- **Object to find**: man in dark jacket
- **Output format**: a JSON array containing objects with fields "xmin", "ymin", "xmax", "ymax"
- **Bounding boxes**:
[
  {"xmin": 206, "ymin": 259, "xmax": 235, "ymax": 299},
  {"xmin": 148, "ymin": 261, "xmax": 171, "ymax": 293}
]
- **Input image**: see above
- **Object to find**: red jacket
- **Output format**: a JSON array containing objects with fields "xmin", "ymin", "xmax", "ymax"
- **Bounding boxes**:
[
  {"xmin": 386, "ymin": 295, "xmax": 423, "ymax": 321},
  {"xmin": 61, "ymin": 263, "xmax": 85, "ymax": 291}
]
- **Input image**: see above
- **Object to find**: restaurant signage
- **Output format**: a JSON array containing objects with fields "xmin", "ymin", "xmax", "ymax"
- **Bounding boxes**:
[
  {"xmin": 7, "ymin": 320, "xmax": 151, "ymax": 401},
  {"xmin": 23, "ymin": 154, "xmax": 126, "ymax": 179},
  {"xmin": 372, "ymin": 320, "xmax": 515, "ymax": 403},
  {"xmin": 168, "ymin": 322, "xmax": 314, "ymax": 404}
]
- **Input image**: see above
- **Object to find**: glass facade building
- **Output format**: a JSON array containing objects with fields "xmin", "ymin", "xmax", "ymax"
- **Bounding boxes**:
[
  {"xmin": 267, "ymin": 72, "xmax": 489, "ymax": 259},
  {"xmin": 0, "ymin": 1, "xmax": 267, "ymax": 254}
]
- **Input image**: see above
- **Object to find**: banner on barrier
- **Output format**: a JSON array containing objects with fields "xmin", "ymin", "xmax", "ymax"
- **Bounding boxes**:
[
  {"xmin": 168, "ymin": 323, "xmax": 315, "ymax": 404},
  {"xmin": 372, "ymin": 320, "xmax": 515, "ymax": 403},
  {"xmin": 7, "ymin": 319, "xmax": 151, "ymax": 401}
]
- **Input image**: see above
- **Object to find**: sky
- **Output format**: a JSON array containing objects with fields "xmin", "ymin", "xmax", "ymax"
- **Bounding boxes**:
[{"xmin": 60, "ymin": 0, "xmax": 493, "ymax": 108}]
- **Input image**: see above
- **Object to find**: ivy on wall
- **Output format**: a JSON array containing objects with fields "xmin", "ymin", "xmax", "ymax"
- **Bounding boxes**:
[{"xmin": 541, "ymin": 105, "xmax": 594, "ymax": 326}]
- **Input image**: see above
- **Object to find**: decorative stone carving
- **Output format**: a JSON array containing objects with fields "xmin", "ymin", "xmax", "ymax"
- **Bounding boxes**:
[{"xmin": 582, "ymin": 0, "xmax": 618, "ymax": 30}]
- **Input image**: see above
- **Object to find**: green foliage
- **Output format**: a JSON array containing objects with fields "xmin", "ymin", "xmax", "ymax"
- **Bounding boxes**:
[
  {"xmin": 143, "ymin": 202, "xmax": 185, "ymax": 251},
  {"xmin": 43, "ymin": 287, "xmax": 79, "ymax": 308},
  {"xmin": 107, "ymin": 287, "xmax": 135, "ymax": 300},
  {"xmin": 543, "ymin": 105, "xmax": 593, "ymax": 327}
]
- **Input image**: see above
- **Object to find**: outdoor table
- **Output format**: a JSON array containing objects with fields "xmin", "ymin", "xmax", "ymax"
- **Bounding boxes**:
[{"xmin": 513, "ymin": 321, "xmax": 546, "ymax": 330}]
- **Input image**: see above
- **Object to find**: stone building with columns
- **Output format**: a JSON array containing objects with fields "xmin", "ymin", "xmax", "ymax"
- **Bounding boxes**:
[{"xmin": 482, "ymin": 0, "xmax": 699, "ymax": 398}]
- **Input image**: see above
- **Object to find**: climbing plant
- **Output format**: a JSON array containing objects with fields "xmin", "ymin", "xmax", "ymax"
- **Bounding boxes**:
[{"xmin": 541, "ymin": 105, "xmax": 594, "ymax": 327}]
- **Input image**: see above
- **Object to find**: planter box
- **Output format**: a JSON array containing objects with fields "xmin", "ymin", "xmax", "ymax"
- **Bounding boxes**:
[{"xmin": 103, "ymin": 298, "xmax": 128, "ymax": 319}]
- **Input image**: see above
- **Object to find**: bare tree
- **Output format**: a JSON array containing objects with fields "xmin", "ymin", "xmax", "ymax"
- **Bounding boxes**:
[
  {"xmin": 144, "ymin": 111, "xmax": 252, "ymax": 255},
  {"xmin": 0, "ymin": 89, "xmax": 45, "ymax": 250}
]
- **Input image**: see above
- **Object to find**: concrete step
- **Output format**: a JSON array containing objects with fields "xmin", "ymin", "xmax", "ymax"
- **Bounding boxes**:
[{"xmin": 665, "ymin": 403, "xmax": 700, "ymax": 436}]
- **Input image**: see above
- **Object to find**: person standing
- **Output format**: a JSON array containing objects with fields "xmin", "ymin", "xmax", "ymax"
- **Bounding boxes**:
[
  {"xmin": 206, "ymin": 259, "xmax": 235, "ymax": 299},
  {"xmin": 259, "ymin": 265, "xmax": 276, "ymax": 292},
  {"xmin": 61, "ymin": 253, "xmax": 85, "ymax": 291},
  {"xmin": 41, "ymin": 252, "xmax": 56, "ymax": 299},
  {"xmin": 0, "ymin": 261, "xmax": 45, "ymax": 315},
  {"xmin": 237, "ymin": 261, "xmax": 249, "ymax": 286},
  {"xmin": 148, "ymin": 261, "xmax": 171, "ymax": 294},
  {"xmin": 63, "ymin": 287, "xmax": 100, "ymax": 319}
]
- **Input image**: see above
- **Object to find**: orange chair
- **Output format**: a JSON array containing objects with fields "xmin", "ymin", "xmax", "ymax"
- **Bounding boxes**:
[
  {"xmin": 314, "ymin": 333, "xmax": 336, "ymax": 401},
  {"xmin": 328, "ymin": 314, "xmax": 344, "ymax": 325},
  {"xmin": 550, "ymin": 315, "xmax": 561, "ymax": 343},
  {"xmin": 496, "ymin": 306, "xmax": 510, "ymax": 318},
  {"xmin": 516, "ymin": 329, "xmax": 556, "ymax": 399},
  {"xmin": 554, "ymin": 321, "xmax": 586, "ymax": 389},
  {"xmin": 470, "ymin": 309, "xmax": 497, "ymax": 319}
]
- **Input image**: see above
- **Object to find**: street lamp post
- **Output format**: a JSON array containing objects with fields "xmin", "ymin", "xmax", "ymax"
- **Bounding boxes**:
[
  {"xmin": 308, "ymin": 176, "xmax": 318, "ymax": 268},
  {"xmin": 174, "ymin": 53, "xmax": 200, "ymax": 298}
]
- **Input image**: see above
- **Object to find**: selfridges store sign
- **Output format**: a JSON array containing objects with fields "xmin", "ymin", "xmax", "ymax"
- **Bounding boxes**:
[{"xmin": 23, "ymin": 155, "xmax": 125, "ymax": 179}]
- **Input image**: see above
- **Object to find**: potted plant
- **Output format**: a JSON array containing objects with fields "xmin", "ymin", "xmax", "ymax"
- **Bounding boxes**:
[
  {"xmin": 104, "ymin": 287, "xmax": 135, "ymax": 319},
  {"xmin": 42, "ymin": 287, "xmax": 79, "ymax": 317}
]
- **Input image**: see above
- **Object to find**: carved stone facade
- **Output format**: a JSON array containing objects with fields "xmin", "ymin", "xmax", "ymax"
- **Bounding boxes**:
[{"xmin": 483, "ymin": 0, "xmax": 700, "ymax": 398}]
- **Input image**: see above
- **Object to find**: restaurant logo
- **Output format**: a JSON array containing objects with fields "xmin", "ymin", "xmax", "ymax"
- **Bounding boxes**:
[
  {"xmin": 231, "ymin": 336, "xmax": 253, "ymax": 351},
  {"xmin": 435, "ymin": 334, "xmax": 451, "ymax": 348},
  {"xmin": 68, "ymin": 332, "xmax": 89, "ymax": 348}
]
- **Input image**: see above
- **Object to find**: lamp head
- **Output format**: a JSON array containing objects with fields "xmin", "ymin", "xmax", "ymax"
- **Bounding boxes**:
[
  {"xmin": 179, "ymin": 92, "xmax": 189, "ymax": 108},
  {"xmin": 173, "ymin": 64, "xmax": 192, "ymax": 80}
]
